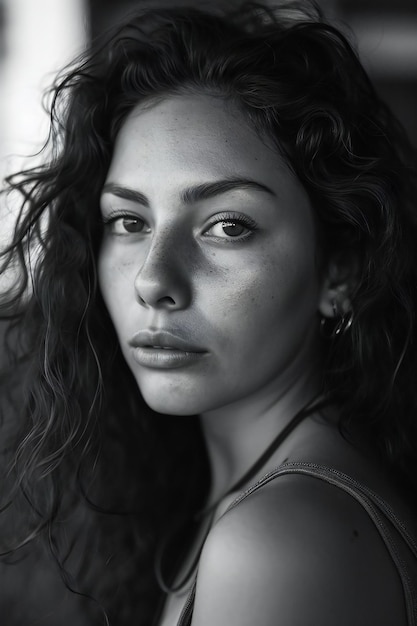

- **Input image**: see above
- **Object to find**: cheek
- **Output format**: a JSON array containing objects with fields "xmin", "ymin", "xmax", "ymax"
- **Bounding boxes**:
[
  {"xmin": 97, "ymin": 245, "xmax": 135, "ymax": 321},
  {"xmin": 198, "ymin": 245, "xmax": 320, "ymax": 365},
  {"xmin": 202, "ymin": 245, "xmax": 318, "ymax": 321}
]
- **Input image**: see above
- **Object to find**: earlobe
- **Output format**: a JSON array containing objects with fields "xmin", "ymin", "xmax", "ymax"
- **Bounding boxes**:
[
  {"xmin": 318, "ymin": 258, "xmax": 356, "ymax": 319},
  {"xmin": 318, "ymin": 283, "xmax": 352, "ymax": 319},
  {"xmin": 318, "ymin": 259, "xmax": 355, "ymax": 338}
]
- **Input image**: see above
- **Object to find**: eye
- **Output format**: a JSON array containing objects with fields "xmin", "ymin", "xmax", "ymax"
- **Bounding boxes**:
[
  {"xmin": 203, "ymin": 213, "xmax": 257, "ymax": 242},
  {"xmin": 209, "ymin": 221, "xmax": 248, "ymax": 238},
  {"xmin": 102, "ymin": 213, "xmax": 150, "ymax": 235}
]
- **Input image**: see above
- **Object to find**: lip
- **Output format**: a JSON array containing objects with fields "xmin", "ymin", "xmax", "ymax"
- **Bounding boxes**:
[{"xmin": 128, "ymin": 329, "xmax": 208, "ymax": 369}]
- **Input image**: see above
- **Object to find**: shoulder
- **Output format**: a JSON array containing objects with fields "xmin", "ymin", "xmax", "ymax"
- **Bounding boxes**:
[{"xmin": 192, "ymin": 473, "xmax": 408, "ymax": 626}]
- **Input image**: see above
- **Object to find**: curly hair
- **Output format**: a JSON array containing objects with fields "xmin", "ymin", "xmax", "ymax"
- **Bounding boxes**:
[{"xmin": 1, "ymin": 2, "xmax": 417, "ymax": 623}]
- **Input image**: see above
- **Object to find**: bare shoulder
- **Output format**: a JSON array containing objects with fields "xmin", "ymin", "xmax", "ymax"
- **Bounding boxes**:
[{"xmin": 192, "ymin": 474, "xmax": 408, "ymax": 626}]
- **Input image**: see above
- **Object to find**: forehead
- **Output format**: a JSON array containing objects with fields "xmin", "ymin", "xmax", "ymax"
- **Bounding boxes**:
[{"xmin": 107, "ymin": 94, "xmax": 295, "ymax": 189}]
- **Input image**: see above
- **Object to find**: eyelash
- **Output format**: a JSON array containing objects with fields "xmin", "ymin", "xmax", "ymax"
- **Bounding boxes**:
[
  {"xmin": 203, "ymin": 212, "xmax": 258, "ymax": 242},
  {"xmin": 101, "ymin": 211, "xmax": 258, "ymax": 241},
  {"xmin": 101, "ymin": 211, "xmax": 148, "ymax": 235}
]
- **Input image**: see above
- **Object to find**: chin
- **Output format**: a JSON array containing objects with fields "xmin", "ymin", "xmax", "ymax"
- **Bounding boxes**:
[
  {"xmin": 138, "ymin": 383, "xmax": 232, "ymax": 416},
  {"xmin": 137, "ymin": 384, "xmax": 207, "ymax": 416},
  {"xmin": 141, "ymin": 396, "xmax": 202, "ymax": 416},
  {"xmin": 131, "ymin": 365, "xmax": 209, "ymax": 414},
  {"xmin": 132, "ymin": 370, "xmax": 230, "ymax": 416}
]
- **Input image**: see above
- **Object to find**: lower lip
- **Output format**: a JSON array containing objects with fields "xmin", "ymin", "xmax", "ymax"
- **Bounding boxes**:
[{"xmin": 131, "ymin": 347, "xmax": 207, "ymax": 369}]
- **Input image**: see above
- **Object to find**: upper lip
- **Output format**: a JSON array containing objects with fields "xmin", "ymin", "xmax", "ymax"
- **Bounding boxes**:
[{"xmin": 128, "ymin": 329, "xmax": 206, "ymax": 353}]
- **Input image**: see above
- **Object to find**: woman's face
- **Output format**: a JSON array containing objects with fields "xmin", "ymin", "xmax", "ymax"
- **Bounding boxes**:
[{"xmin": 98, "ymin": 94, "xmax": 327, "ymax": 416}]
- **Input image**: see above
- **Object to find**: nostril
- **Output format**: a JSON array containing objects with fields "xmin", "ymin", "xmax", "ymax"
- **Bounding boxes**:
[
  {"xmin": 136, "ymin": 292, "xmax": 177, "ymax": 308},
  {"xmin": 134, "ymin": 272, "xmax": 191, "ymax": 310},
  {"xmin": 157, "ymin": 296, "xmax": 176, "ymax": 306}
]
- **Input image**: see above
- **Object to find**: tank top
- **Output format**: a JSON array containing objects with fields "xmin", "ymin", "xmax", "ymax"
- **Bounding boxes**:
[{"xmin": 175, "ymin": 462, "xmax": 417, "ymax": 626}]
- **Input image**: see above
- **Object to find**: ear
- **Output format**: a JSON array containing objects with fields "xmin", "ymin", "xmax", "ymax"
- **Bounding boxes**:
[{"xmin": 318, "ymin": 256, "xmax": 357, "ymax": 318}]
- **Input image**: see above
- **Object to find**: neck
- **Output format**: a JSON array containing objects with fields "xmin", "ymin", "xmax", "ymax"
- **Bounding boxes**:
[{"xmin": 199, "ymin": 368, "xmax": 321, "ymax": 505}]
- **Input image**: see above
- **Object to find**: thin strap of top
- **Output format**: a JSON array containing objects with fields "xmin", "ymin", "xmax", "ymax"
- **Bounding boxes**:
[{"xmin": 177, "ymin": 462, "xmax": 417, "ymax": 626}]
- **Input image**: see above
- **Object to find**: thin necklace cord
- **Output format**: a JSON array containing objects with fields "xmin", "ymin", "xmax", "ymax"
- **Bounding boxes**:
[{"xmin": 155, "ymin": 394, "xmax": 327, "ymax": 594}]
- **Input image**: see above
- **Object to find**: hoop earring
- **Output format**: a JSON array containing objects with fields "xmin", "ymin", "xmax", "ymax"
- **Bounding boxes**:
[
  {"xmin": 334, "ymin": 309, "xmax": 353, "ymax": 336},
  {"xmin": 320, "ymin": 299, "xmax": 353, "ymax": 338}
]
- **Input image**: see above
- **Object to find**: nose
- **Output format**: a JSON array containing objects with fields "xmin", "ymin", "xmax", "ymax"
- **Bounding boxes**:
[{"xmin": 133, "ymin": 230, "xmax": 192, "ymax": 310}]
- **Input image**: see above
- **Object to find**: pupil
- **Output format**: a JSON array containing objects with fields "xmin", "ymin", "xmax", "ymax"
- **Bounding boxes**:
[
  {"xmin": 123, "ymin": 218, "xmax": 142, "ymax": 233},
  {"xmin": 222, "ymin": 221, "xmax": 245, "ymax": 237}
]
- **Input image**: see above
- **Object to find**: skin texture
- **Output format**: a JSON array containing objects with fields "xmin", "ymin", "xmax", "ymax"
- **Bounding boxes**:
[
  {"xmin": 192, "ymin": 474, "xmax": 408, "ymax": 626},
  {"xmin": 98, "ymin": 94, "xmax": 332, "ymax": 421}
]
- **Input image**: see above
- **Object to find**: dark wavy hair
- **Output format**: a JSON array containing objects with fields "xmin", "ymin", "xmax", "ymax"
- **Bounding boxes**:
[{"xmin": 1, "ymin": 2, "xmax": 417, "ymax": 623}]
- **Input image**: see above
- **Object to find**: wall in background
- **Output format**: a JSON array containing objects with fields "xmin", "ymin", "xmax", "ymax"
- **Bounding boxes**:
[{"xmin": 338, "ymin": 0, "xmax": 417, "ymax": 146}]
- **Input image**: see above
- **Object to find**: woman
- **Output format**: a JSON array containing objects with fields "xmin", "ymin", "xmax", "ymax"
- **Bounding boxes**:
[{"xmin": 1, "ymin": 2, "xmax": 417, "ymax": 624}]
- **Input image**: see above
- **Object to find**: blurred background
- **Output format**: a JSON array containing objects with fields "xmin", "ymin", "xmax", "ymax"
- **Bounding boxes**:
[{"xmin": 0, "ymin": 0, "xmax": 416, "ymax": 184}]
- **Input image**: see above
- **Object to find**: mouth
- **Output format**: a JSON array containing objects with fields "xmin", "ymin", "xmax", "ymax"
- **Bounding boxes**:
[
  {"xmin": 128, "ymin": 330, "xmax": 207, "ymax": 369},
  {"xmin": 144, "ymin": 345, "xmax": 179, "ymax": 349}
]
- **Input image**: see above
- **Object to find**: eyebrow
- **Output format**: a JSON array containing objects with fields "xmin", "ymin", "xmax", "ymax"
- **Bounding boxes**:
[{"xmin": 101, "ymin": 178, "xmax": 276, "ymax": 207}]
